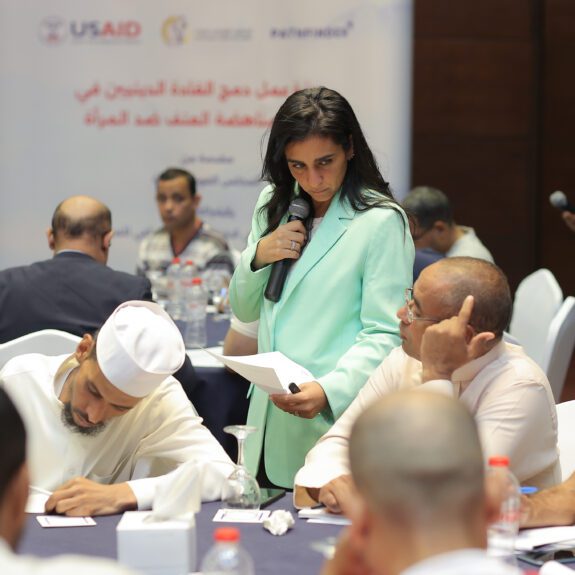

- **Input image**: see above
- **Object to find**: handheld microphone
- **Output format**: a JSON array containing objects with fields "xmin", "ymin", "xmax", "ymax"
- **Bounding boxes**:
[
  {"xmin": 549, "ymin": 190, "xmax": 575, "ymax": 214},
  {"xmin": 264, "ymin": 197, "xmax": 310, "ymax": 302}
]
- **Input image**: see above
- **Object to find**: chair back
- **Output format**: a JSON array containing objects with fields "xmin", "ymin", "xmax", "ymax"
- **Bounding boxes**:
[
  {"xmin": 556, "ymin": 400, "xmax": 575, "ymax": 481},
  {"xmin": 509, "ymin": 269, "xmax": 563, "ymax": 366},
  {"xmin": 0, "ymin": 329, "xmax": 81, "ymax": 369},
  {"xmin": 541, "ymin": 297, "xmax": 575, "ymax": 402}
]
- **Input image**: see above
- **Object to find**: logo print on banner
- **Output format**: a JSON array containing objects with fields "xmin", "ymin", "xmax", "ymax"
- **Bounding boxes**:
[
  {"xmin": 161, "ymin": 16, "xmax": 189, "ymax": 45},
  {"xmin": 270, "ymin": 21, "xmax": 353, "ymax": 39},
  {"xmin": 39, "ymin": 16, "xmax": 67, "ymax": 45},
  {"xmin": 38, "ymin": 18, "xmax": 141, "ymax": 44}
]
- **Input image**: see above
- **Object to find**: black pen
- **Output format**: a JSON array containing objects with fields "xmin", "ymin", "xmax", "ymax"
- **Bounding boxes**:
[{"xmin": 288, "ymin": 382, "xmax": 301, "ymax": 394}]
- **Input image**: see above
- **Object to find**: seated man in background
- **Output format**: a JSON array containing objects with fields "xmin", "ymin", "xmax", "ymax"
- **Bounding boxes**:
[
  {"xmin": 403, "ymin": 186, "xmax": 494, "ymax": 278},
  {"xmin": 322, "ymin": 391, "xmax": 522, "ymax": 575},
  {"xmin": 0, "ymin": 388, "xmax": 136, "ymax": 574},
  {"xmin": 293, "ymin": 257, "xmax": 559, "ymax": 512},
  {"xmin": 0, "ymin": 300, "xmax": 233, "ymax": 516},
  {"xmin": 0, "ymin": 195, "xmax": 199, "ymax": 397},
  {"xmin": 137, "ymin": 167, "xmax": 234, "ymax": 278},
  {"xmin": 0, "ymin": 195, "xmax": 152, "ymax": 343}
]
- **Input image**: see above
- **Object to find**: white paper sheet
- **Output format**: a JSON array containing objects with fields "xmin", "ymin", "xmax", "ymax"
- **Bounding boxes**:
[
  {"xmin": 186, "ymin": 346, "xmax": 224, "ymax": 368},
  {"xmin": 515, "ymin": 526, "xmax": 575, "ymax": 550},
  {"xmin": 204, "ymin": 350, "xmax": 314, "ymax": 395},
  {"xmin": 298, "ymin": 507, "xmax": 352, "ymax": 526}
]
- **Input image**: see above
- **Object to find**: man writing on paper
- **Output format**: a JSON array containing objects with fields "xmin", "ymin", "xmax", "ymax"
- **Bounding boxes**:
[
  {"xmin": 322, "ymin": 391, "xmax": 522, "ymax": 575},
  {"xmin": 0, "ymin": 300, "xmax": 233, "ymax": 516},
  {"xmin": 294, "ymin": 257, "xmax": 560, "ymax": 512},
  {"xmin": 0, "ymin": 388, "xmax": 137, "ymax": 573}
]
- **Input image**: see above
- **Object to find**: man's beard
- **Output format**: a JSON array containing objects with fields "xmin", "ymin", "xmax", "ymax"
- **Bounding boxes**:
[{"xmin": 61, "ymin": 402, "xmax": 106, "ymax": 436}]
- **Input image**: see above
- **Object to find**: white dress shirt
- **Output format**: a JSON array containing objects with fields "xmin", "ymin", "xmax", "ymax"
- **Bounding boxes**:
[
  {"xmin": 2, "ymin": 538, "xmax": 135, "ymax": 574},
  {"xmin": 295, "ymin": 341, "xmax": 560, "ymax": 492},
  {"xmin": 401, "ymin": 549, "xmax": 522, "ymax": 575}
]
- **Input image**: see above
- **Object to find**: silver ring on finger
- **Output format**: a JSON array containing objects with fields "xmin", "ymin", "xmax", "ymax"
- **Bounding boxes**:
[{"xmin": 290, "ymin": 240, "xmax": 297, "ymax": 251}]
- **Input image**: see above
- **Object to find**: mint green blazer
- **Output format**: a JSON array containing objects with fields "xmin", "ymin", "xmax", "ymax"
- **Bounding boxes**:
[{"xmin": 229, "ymin": 186, "xmax": 414, "ymax": 487}]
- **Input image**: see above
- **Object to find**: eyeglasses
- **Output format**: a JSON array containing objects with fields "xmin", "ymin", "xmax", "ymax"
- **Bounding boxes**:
[{"xmin": 404, "ymin": 288, "xmax": 442, "ymax": 325}]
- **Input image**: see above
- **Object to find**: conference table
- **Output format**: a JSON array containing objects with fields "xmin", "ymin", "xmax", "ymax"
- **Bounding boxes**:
[
  {"xmin": 19, "ymin": 498, "xmax": 343, "ymax": 574},
  {"xmin": 186, "ymin": 313, "xmax": 251, "ymax": 461}
]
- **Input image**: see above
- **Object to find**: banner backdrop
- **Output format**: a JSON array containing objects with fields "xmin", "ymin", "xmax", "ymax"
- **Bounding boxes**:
[{"xmin": 0, "ymin": 0, "xmax": 413, "ymax": 273}]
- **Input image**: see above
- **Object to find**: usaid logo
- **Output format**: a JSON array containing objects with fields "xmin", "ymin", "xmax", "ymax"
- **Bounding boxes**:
[
  {"xmin": 38, "ymin": 16, "xmax": 67, "ymax": 45},
  {"xmin": 39, "ymin": 17, "xmax": 142, "ymax": 44}
]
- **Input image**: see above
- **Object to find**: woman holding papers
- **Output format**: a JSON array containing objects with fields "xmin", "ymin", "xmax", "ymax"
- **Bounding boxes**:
[{"xmin": 229, "ymin": 87, "xmax": 414, "ymax": 488}]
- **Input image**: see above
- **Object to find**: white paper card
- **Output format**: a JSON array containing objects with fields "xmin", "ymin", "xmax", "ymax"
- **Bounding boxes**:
[
  {"xmin": 205, "ymin": 350, "xmax": 314, "ymax": 395},
  {"xmin": 37, "ymin": 516, "xmax": 96, "ymax": 528},
  {"xmin": 213, "ymin": 508, "xmax": 271, "ymax": 523},
  {"xmin": 298, "ymin": 507, "xmax": 351, "ymax": 526},
  {"xmin": 515, "ymin": 526, "xmax": 575, "ymax": 550}
]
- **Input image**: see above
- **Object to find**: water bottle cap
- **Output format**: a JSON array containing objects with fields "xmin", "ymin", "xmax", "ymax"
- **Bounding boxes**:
[
  {"xmin": 488, "ymin": 456, "xmax": 510, "ymax": 467},
  {"xmin": 184, "ymin": 260, "xmax": 195, "ymax": 266},
  {"xmin": 192, "ymin": 277, "xmax": 203, "ymax": 285},
  {"xmin": 171, "ymin": 257, "xmax": 181, "ymax": 264},
  {"xmin": 214, "ymin": 527, "xmax": 240, "ymax": 542}
]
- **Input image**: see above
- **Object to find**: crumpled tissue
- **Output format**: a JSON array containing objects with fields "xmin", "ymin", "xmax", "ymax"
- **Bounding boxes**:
[{"xmin": 263, "ymin": 510, "xmax": 295, "ymax": 536}]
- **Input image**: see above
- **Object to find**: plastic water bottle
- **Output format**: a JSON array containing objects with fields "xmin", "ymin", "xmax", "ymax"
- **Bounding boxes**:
[
  {"xmin": 487, "ymin": 455, "xmax": 521, "ymax": 558},
  {"xmin": 183, "ymin": 277, "xmax": 207, "ymax": 348},
  {"xmin": 200, "ymin": 528, "xmax": 254, "ymax": 575},
  {"xmin": 180, "ymin": 259, "xmax": 197, "ymax": 293},
  {"xmin": 165, "ymin": 257, "xmax": 183, "ymax": 319}
]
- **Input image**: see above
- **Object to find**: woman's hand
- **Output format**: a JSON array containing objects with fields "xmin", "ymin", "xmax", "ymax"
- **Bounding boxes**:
[
  {"xmin": 270, "ymin": 381, "xmax": 327, "ymax": 419},
  {"xmin": 252, "ymin": 220, "xmax": 307, "ymax": 270}
]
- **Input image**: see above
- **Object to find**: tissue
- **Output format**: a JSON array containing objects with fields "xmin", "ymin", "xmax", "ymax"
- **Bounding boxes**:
[
  {"xmin": 117, "ymin": 462, "xmax": 204, "ymax": 574},
  {"xmin": 263, "ymin": 510, "xmax": 295, "ymax": 536}
]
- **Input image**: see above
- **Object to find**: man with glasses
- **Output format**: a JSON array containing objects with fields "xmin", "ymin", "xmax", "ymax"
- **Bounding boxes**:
[{"xmin": 294, "ymin": 257, "xmax": 559, "ymax": 513}]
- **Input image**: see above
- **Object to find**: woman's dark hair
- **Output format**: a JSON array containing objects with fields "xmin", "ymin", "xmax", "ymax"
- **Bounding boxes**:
[{"xmin": 260, "ymin": 86, "xmax": 400, "ymax": 235}]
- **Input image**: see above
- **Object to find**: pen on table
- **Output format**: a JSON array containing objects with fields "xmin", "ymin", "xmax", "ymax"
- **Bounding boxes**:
[{"xmin": 288, "ymin": 382, "xmax": 301, "ymax": 394}]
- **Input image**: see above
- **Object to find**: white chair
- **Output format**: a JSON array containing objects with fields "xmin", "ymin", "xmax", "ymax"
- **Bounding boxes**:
[
  {"xmin": 509, "ymin": 269, "xmax": 563, "ymax": 367},
  {"xmin": 0, "ymin": 329, "xmax": 81, "ymax": 369},
  {"xmin": 556, "ymin": 400, "xmax": 575, "ymax": 481},
  {"xmin": 541, "ymin": 297, "xmax": 575, "ymax": 402}
]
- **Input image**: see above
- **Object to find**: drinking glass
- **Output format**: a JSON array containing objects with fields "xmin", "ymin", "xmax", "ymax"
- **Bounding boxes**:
[{"xmin": 223, "ymin": 425, "xmax": 261, "ymax": 509}]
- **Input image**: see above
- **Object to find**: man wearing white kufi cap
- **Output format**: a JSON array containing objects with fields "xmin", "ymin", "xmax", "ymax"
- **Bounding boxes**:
[{"xmin": 0, "ymin": 301, "xmax": 234, "ymax": 516}]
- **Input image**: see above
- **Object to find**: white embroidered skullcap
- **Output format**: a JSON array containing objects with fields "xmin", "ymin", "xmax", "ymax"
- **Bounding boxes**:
[{"xmin": 96, "ymin": 300, "xmax": 185, "ymax": 398}]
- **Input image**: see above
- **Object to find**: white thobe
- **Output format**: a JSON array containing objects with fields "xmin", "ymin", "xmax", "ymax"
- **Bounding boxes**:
[
  {"xmin": 0, "ymin": 354, "xmax": 234, "ymax": 509},
  {"xmin": 295, "ymin": 342, "xmax": 560, "ymax": 493}
]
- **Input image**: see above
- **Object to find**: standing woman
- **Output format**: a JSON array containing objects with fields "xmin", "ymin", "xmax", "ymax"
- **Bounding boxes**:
[{"xmin": 229, "ymin": 87, "xmax": 414, "ymax": 488}]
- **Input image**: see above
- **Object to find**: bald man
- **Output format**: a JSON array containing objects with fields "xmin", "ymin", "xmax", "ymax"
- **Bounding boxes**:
[
  {"xmin": 0, "ymin": 195, "xmax": 152, "ymax": 343},
  {"xmin": 294, "ymin": 257, "xmax": 559, "ymax": 513},
  {"xmin": 322, "ymin": 391, "xmax": 522, "ymax": 575}
]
